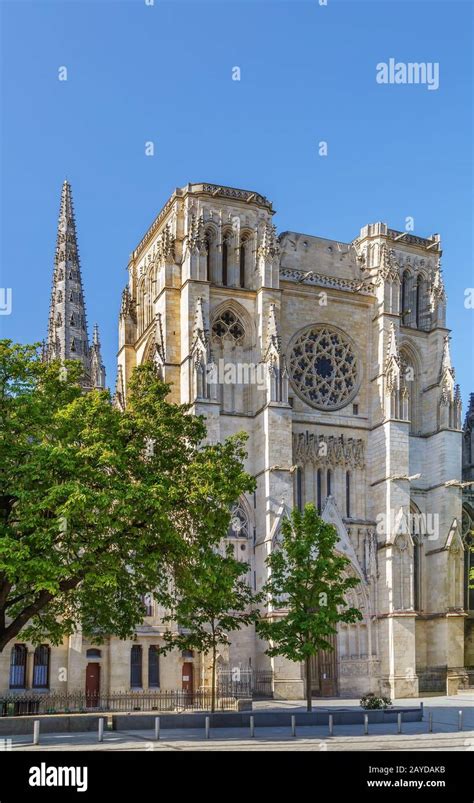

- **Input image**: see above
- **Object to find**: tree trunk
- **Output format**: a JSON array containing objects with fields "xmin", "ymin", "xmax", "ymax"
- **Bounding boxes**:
[
  {"xmin": 305, "ymin": 655, "xmax": 312, "ymax": 713},
  {"xmin": 211, "ymin": 642, "xmax": 216, "ymax": 713}
]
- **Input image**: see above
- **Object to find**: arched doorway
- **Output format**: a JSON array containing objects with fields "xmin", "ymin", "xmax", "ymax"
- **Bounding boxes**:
[{"xmin": 309, "ymin": 635, "xmax": 338, "ymax": 697}]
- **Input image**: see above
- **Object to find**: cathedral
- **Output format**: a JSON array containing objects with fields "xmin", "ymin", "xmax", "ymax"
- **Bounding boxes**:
[{"xmin": 1, "ymin": 180, "xmax": 472, "ymax": 701}]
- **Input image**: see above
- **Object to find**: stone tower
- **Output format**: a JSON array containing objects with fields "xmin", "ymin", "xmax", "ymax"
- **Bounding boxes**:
[
  {"xmin": 46, "ymin": 180, "xmax": 106, "ymax": 390},
  {"xmin": 113, "ymin": 182, "xmax": 465, "ymax": 700}
]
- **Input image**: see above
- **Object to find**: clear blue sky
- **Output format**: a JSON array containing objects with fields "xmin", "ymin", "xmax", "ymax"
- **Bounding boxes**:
[{"xmin": 1, "ymin": 0, "xmax": 473, "ymax": 406}]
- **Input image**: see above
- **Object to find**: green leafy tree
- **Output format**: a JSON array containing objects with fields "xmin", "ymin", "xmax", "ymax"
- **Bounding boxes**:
[
  {"xmin": 257, "ymin": 503, "xmax": 362, "ymax": 711},
  {"xmin": 159, "ymin": 544, "xmax": 262, "ymax": 712},
  {"xmin": 0, "ymin": 340, "xmax": 253, "ymax": 652}
]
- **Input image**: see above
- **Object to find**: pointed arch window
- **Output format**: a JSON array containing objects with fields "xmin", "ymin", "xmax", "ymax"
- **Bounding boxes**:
[
  {"xmin": 222, "ymin": 240, "xmax": 228, "ymax": 286},
  {"xmin": 463, "ymin": 510, "xmax": 474, "ymax": 611},
  {"xmin": 413, "ymin": 534, "xmax": 422, "ymax": 611},
  {"xmin": 70, "ymin": 338, "xmax": 76, "ymax": 352},
  {"xmin": 211, "ymin": 310, "xmax": 245, "ymax": 345},
  {"xmin": 70, "ymin": 313, "xmax": 75, "ymax": 326},
  {"xmin": 228, "ymin": 504, "xmax": 249, "ymax": 539},
  {"xmin": 9, "ymin": 644, "xmax": 27, "ymax": 689},
  {"xmin": 32, "ymin": 645, "xmax": 50, "ymax": 688},
  {"xmin": 415, "ymin": 276, "xmax": 423, "ymax": 329},
  {"xmin": 317, "ymin": 469, "xmax": 322, "ymax": 513},
  {"xmin": 239, "ymin": 244, "xmax": 246, "ymax": 288},
  {"xmin": 206, "ymin": 238, "xmax": 211, "ymax": 282},
  {"xmin": 295, "ymin": 467, "xmax": 303, "ymax": 511},
  {"xmin": 400, "ymin": 271, "xmax": 411, "ymax": 325},
  {"xmin": 400, "ymin": 352, "xmax": 418, "ymax": 434},
  {"xmin": 327, "ymin": 469, "xmax": 332, "ymax": 497},
  {"xmin": 415, "ymin": 274, "xmax": 429, "ymax": 330},
  {"xmin": 345, "ymin": 472, "xmax": 351, "ymax": 518},
  {"xmin": 130, "ymin": 645, "xmax": 142, "ymax": 688}
]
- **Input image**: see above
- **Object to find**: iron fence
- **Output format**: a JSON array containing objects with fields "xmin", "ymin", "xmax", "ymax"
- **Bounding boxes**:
[
  {"xmin": 217, "ymin": 669, "xmax": 273, "ymax": 699},
  {"xmin": 0, "ymin": 690, "xmax": 238, "ymax": 717},
  {"xmin": 417, "ymin": 666, "xmax": 447, "ymax": 694}
]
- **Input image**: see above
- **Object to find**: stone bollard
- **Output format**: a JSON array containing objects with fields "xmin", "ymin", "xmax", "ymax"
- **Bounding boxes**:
[
  {"xmin": 33, "ymin": 720, "xmax": 40, "ymax": 746},
  {"xmin": 250, "ymin": 716, "xmax": 255, "ymax": 738},
  {"xmin": 155, "ymin": 717, "xmax": 160, "ymax": 741},
  {"xmin": 397, "ymin": 713, "xmax": 402, "ymax": 734},
  {"xmin": 98, "ymin": 718, "xmax": 104, "ymax": 743},
  {"xmin": 291, "ymin": 715, "xmax": 296, "ymax": 738},
  {"xmin": 458, "ymin": 710, "xmax": 463, "ymax": 731},
  {"xmin": 328, "ymin": 714, "xmax": 333, "ymax": 736},
  {"xmin": 364, "ymin": 714, "xmax": 368, "ymax": 735},
  {"xmin": 429, "ymin": 712, "xmax": 433, "ymax": 733},
  {"xmin": 205, "ymin": 716, "xmax": 210, "ymax": 739}
]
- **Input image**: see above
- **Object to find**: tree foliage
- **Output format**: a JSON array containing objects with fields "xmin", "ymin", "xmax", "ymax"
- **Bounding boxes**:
[
  {"xmin": 0, "ymin": 341, "xmax": 253, "ymax": 652},
  {"xmin": 256, "ymin": 503, "xmax": 363, "ymax": 710},
  {"xmin": 159, "ymin": 542, "xmax": 261, "ymax": 711}
]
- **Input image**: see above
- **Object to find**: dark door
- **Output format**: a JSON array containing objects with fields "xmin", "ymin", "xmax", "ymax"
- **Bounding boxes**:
[
  {"xmin": 182, "ymin": 662, "xmax": 193, "ymax": 693},
  {"xmin": 85, "ymin": 663, "xmax": 100, "ymax": 707},
  {"xmin": 310, "ymin": 634, "xmax": 338, "ymax": 697}
]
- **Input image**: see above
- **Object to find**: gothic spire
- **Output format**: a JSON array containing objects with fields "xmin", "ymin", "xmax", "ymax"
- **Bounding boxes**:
[
  {"xmin": 46, "ymin": 180, "xmax": 90, "ymax": 383},
  {"xmin": 89, "ymin": 323, "xmax": 106, "ymax": 390},
  {"xmin": 45, "ymin": 180, "xmax": 106, "ymax": 391}
]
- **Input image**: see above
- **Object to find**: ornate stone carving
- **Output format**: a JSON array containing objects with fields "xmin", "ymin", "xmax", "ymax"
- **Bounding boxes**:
[
  {"xmin": 280, "ymin": 267, "xmax": 375, "ymax": 295},
  {"xmin": 211, "ymin": 309, "xmax": 245, "ymax": 345},
  {"xmin": 287, "ymin": 325, "xmax": 359, "ymax": 410},
  {"xmin": 120, "ymin": 286, "xmax": 137, "ymax": 323},
  {"xmin": 187, "ymin": 214, "xmax": 206, "ymax": 255},
  {"xmin": 375, "ymin": 245, "xmax": 400, "ymax": 285},
  {"xmin": 384, "ymin": 323, "xmax": 401, "ymax": 393},
  {"xmin": 155, "ymin": 222, "xmax": 175, "ymax": 264},
  {"xmin": 264, "ymin": 303, "xmax": 281, "ymax": 361},
  {"xmin": 292, "ymin": 431, "xmax": 365, "ymax": 469},
  {"xmin": 258, "ymin": 223, "xmax": 280, "ymax": 261}
]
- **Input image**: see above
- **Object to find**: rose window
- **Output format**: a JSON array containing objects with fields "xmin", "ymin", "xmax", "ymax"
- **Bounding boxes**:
[{"xmin": 288, "ymin": 325, "xmax": 359, "ymax": 410}]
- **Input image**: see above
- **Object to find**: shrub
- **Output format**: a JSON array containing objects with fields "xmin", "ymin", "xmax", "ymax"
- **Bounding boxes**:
[{"xmin": 360, "ymin": 692, "xmax": 392, "ymax": 710}]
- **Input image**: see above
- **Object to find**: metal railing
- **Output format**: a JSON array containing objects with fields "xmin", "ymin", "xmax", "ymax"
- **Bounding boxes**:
[
  {"xmin": 217, "ymin": 669, "xmax": 273, "ymax": 699},
  {"xmin": 0, "ymin": 690, "xmax": 238, "ymax": 717},
  {"xmin": 417, "ymin": 665, "xmax": 447, "ymax": 694}
]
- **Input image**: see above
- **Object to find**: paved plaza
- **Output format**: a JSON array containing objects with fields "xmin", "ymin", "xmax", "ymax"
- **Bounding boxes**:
[{"xmin": 5, "ymin": 693, "xmax": 474, "ymax": 752}]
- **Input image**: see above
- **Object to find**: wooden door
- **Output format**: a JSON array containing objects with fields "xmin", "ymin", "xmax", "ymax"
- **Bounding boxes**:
[
  {"xmin": 309, "ymin": 634, "xmax": 338, "ymax": 697},
  {"xmin": 85, "ymin": 663, "xmax": 100, "ymax": 707},
  {"xmin": 182, "ymin": 662, "xmax": 193, "ymax": 693}
]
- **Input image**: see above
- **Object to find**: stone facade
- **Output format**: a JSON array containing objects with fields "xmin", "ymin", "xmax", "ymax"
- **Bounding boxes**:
[
  {"xmin": 113, "ymin": 183, "xmax": 465, "ymax": 699},
  {"xmin": 1, "ymin": 182, "xmax": 468, "ymax": 700},
  {"xmin": 462, "ymin": 394, "xmax": 474, "ymax": 670}
]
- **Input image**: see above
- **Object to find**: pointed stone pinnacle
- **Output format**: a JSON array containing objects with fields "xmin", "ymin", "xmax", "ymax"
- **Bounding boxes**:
[{"xmin": 45, "ymin": 181, "xmax": 106, "ymax": 390}]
